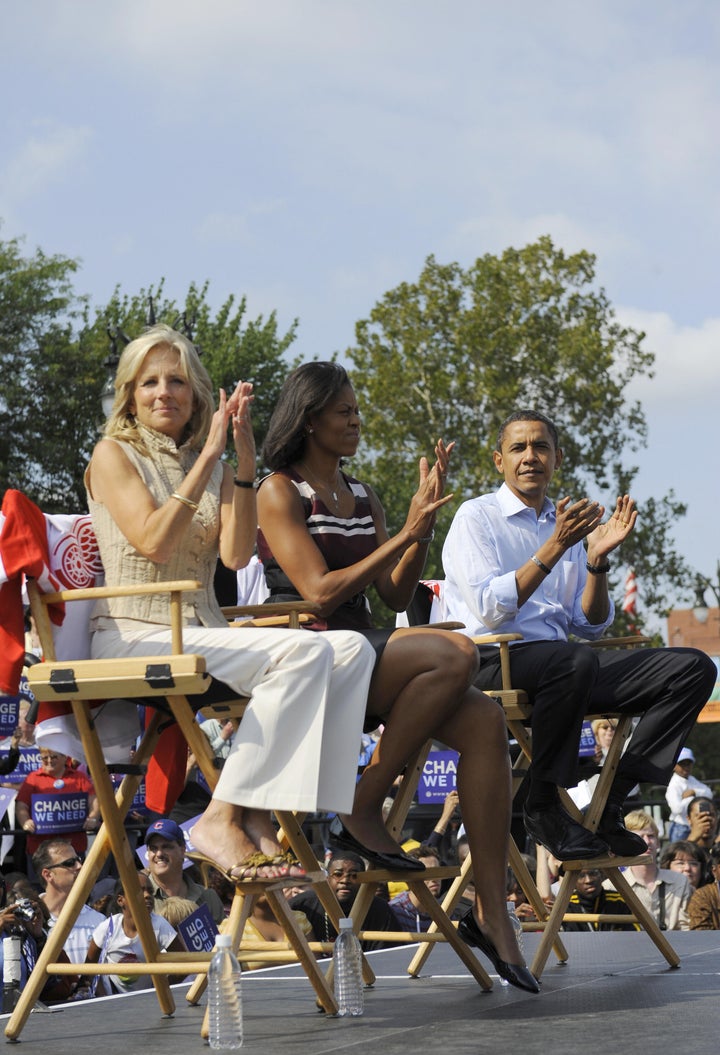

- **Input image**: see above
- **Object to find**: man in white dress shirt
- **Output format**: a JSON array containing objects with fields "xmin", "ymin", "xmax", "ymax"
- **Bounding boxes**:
[{"xmin": 442, "ymin": 409, "xmax": 716, "ymax": 863}]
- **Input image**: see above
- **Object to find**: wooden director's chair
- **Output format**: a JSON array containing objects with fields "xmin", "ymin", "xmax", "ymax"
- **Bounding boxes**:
[
  {"xmin": 334, "ymin": 738, "xmax": 494, "ymax": 992},
  {"xmin": 406, "ymin": 631, "xmax": 681, "ymax": 983},
  {"xmin": 4, "ymin": 579, "xmax": 348, "ymax": 1042}
]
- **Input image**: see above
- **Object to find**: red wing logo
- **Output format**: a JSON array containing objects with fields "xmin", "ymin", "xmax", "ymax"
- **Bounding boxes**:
[{"xmin": 51, "ymin": 517, "xmax": 102, "ymax": 589}]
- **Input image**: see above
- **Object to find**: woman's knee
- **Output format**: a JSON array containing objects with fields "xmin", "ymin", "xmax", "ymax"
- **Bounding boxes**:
[{"xmin": 448, "ymin": 632, "xmax": 480, "ymax": 683}]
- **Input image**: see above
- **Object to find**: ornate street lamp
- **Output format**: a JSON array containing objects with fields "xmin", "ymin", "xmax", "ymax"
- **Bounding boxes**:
[
  {"xmin": 100, "ymin": 329, "xmax": 121, "ymax": 420},
  {"xmin": 692, "ymin": 562, "xmax": 720, "ymax": 624}
]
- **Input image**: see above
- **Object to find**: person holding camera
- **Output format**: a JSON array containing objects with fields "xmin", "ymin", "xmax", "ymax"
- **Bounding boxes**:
[
  {"xmin": 687, "ymin": 797, "xmax": 719, "ymax": 851},
  {"xmin": 0, "ymin": 877, "xmax": 76, "ymax": 1006}
]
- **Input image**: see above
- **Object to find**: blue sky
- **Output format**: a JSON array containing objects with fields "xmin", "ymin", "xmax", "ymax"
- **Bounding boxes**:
[{"xmin": 2, "ymin": 1, "xmax": 719, "ymax": 631}]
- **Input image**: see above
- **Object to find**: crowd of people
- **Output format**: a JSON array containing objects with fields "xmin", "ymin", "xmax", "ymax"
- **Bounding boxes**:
[{"xmin": 1, "ymin": 323, "xmax": 718, "ymax": 1006}]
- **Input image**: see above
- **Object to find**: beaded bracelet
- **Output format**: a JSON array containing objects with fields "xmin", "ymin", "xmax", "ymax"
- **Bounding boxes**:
[{"xmin": 586, "ymin": 560, "xmax": 611, "ymax": 575}]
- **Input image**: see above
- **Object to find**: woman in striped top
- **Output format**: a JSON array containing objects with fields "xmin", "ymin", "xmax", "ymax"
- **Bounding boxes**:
[{"xmin": 256, "ymin": 362, "xmax": 538, "ymax": 993}]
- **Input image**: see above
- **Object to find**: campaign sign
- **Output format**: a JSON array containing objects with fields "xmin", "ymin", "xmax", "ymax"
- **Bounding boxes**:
[
  {"xmin": 0, "ymin": 696, "xmax": 20, "ymax": 735},
  {"xmin": 578, "ymin": 721, "xmax": 597, "ymax": 758},
  {"xmin": 109, "ymin": 773, "xmax": 149, "ymax": 814},
  {"xmin": 417, "ymin": 750, "xmax": 459, "ymax": 804},
  {"xmin": 31, "ymin": 791, "xmax": 88, "ymax": 834},
  {"xmin": 0, "ymin": 747, "xmax": 41, "ymax": 785},
  {"xmin": 177, "ymin": 903, "xmax": 218, "ymax": 952},
  {"xmin": 0, "ymin": 786, "xmax": 18, "ymax": 821}
]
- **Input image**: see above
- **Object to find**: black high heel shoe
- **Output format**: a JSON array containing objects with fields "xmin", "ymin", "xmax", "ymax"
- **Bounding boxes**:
[
  {"xmin": 457, "ymin": 908, "xmax": 540, "ymax": 993},
  {"xmin": 328, "ymin": 817, "xmax": 426, "ymax": 872}
]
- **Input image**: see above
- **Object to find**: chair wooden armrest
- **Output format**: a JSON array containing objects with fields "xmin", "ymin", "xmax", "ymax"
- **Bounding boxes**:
[
  {"xmin": 471, "ymin": 632, "xmax": 524, "ymax": 645},
  {"xmin": 588, "ymin": 634, "xmax": 651, "ymax": 649},
  {"xmin": 28, "ymin": 578, "xmax": 204, "ymax": 657},
  {"xmin": 221, "ymin": 600, "xmax": 319, "ymax": 618},
  {"xmin": 221, "ymin": 599, "xmax": 320, "ymax": 630},
  {"xmin": 36, "ymin": 579, "xmax": 203, "ymax": 604}
]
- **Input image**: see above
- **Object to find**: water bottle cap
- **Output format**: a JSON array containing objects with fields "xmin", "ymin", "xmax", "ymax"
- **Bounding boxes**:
[
  {"xmin": 338, "ymin": 918, "xmax": 355, "ymax": 931},
  {"xmin": 215, "ymin": 933, "xmax": 232, "ymax": 947}
]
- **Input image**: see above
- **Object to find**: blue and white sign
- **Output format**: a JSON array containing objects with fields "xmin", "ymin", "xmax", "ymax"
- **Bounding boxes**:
[
  {"xmin": 30, "ymin": 790, "xmax": 88, "ymax": 833},
  {"xmin": 417, "ymin": 750, "xmax": 458, "ymax": 804},
  {"xmin": 177, "ymin": 903, "xmax": 218, "ymax": 952}
]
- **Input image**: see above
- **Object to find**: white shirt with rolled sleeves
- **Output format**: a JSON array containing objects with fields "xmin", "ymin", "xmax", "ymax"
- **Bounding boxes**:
[
  {"xmin": 665, "ymin": 772, "xmax": 714, "ymax": 826},
  {"xmin": 441, "ymin": 483, "xmax": 614, "ymax": 641}
]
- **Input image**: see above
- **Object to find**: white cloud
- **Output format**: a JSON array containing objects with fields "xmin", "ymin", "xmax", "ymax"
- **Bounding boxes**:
[
  {"xmin": 1, "ymin": 123, "xmax": 91, "ymax": 206},
  {"xmin": 619, "ymin": 307, "xmax": 720, "ymax": 407},
  {"xmin": 447, "ymin": 211, "xmax": 638, "ymax": 265},
  {"xmin": 194, "ymin": 199, "xmax": 286, "ymax": 245}
]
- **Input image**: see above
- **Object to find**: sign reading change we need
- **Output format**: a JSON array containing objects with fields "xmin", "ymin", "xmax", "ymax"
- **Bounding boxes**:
[
  {"xmin": 417, "ymin": 750, "xmax": 459, "ymax": 804},
  {"xmin": 31, "ymin": 791, "xmax": 89, "ymax": 834}
]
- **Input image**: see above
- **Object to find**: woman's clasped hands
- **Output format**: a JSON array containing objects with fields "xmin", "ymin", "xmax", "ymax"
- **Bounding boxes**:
[{"xmin": 404, "ymin": 438, "xmax": 456, "ymax": 544}]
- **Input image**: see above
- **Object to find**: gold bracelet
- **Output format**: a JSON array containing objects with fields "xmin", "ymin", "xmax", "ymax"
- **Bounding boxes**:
[{"xmin": 170, "ymin": 491, "xmax": 200, "ymax": 513}]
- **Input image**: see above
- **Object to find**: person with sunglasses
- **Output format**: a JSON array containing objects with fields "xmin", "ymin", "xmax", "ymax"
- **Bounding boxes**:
[{"xmin": 32, "ymin": 838, "xmax": 105, "ymax": 965}]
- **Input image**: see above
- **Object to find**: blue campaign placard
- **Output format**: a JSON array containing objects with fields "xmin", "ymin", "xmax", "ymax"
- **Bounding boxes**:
[
  {"xmin": 109, "ymin": 772, "xmax": 149, "ymax": 814},
  {"xmin": 0, "ymin": 696, "xmax": 20, "ymax": 735},
  {"xmin": 0, "ymin": 786, "xmax": 18, "ymax": 821},
  {"xmin": 417, "ymin": 749, "xmax": 459, "ymax": 804},
  {"xmin": 578, "ymin": 720, "xmax": 597, "ymax": 757},
  {"xmin": 31, "ymin": 790, "xmax": 88, "ymax": 833},
  {"xmin": 177, "ymin": 902, "xmax": 218, "ymax": 952},
  {"xmin": 0, "ymin": 746, "xmax": 41, "ymax": 785}
]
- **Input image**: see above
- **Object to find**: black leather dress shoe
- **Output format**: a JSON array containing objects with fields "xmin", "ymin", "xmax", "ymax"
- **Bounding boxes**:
[
  {"xmin": 457, "ymin": 909, "xmax": 540, "ymax": 993},
  {"xmin": 523, "ymin": 803, "xmax": 609, "ymax": 860},
  {"xmin": 596, "ymin": 805, "xmax": 648, "ymax": 856},
  {"xmin": 328, "ymin": 817, "xmax": 427, "ymax": 872}
]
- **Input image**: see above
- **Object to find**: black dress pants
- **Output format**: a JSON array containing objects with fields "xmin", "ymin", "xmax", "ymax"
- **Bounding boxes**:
[{"xmin": 474, "ymin": 641, "xmax": 716, "ymax": 789}]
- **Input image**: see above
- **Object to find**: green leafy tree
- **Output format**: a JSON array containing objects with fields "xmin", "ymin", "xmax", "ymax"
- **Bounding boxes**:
[
  {"xmin": 346, "ymin": 237, "xmax": 691, "ymax": 627},
  {"xmin": 0, "ymin": 234, "xmax": 297, "ymax": 513},
  {"xmin": 0, "ymin": 233, "xmax": 87, "ymax": 510}
]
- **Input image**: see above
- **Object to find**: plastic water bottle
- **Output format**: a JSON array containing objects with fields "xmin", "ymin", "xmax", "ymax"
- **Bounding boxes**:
[
  {"xmin": 208, "ymin": 933, "xmax": 243, "ymax": 1048},
  {"xmin": 333, "ymin": 918, "xmax": 364, "ymax": 1016},
  {"xmin": 500, "ymin": 900, "xmax": 524, "ymax": 987},
  {"xmin": 2, "ymin": 936, "xmax": 22, "ymax": 1013}
]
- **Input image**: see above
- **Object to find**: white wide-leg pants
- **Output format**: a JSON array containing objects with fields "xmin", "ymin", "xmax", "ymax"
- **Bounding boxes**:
[{"xmin": 90, "ymin": 624, "xmax": 374, "ymax": 814}]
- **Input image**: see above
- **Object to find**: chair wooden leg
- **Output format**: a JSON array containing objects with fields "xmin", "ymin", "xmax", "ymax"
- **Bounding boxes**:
[
  {"xmin": 5, "ymin": 711, "xmax": 166, "ymax": 1040},
  {"xmin": 275, "ymin": 810, "xmax": 377, "ymax": 987},
  {"xmin": 187, "ymin": 879, "xmax": 256, "ymax": 1006},
  {"xmin": 410, "ymin": 881, "xmax": 493, "ymax": 990},
  {"xmin": 608, "ymin": 867, "xmax": 680, "ymax": 968},
  {"xmin": 73, "ymin": 701, "xmax": 175, "ymax": 1015},
  {"xmin": 407, "ymin": 850, "xmax": 474, "ymax": 977},
  {"xmin": 507, "ymin": 839, "xmax": 568, "ymax": 964},
  {"xmin": 530, "ymin": 872, "xmax": 577, "ymax": 978}
]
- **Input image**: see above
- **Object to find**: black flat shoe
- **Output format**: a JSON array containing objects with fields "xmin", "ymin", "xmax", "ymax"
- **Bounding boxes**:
[
  {"xmin": 457, "ymin": 909, "xmax": 540, "ymax": 994},
  {"xmin": 328, "ymin": 817, "xmax": 426, "ymax": 872},
  {"xmin": 523, "ymin": 803, "xmax": 610, "ymax": 861},
  {"xmin": 596, "ymin": 804, "xmax": 648, "ymax": 857}
]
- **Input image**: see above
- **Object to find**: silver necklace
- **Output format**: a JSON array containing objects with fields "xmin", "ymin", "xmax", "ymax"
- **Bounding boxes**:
[{"xmin": 299, "ymin": 461, "xmax": 342, "ymax": 510}]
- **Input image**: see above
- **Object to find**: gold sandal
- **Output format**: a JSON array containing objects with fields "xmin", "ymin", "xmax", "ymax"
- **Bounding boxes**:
[{"xmin": 188, "ymin": 850, "xmax": 307, "ymax": 884}]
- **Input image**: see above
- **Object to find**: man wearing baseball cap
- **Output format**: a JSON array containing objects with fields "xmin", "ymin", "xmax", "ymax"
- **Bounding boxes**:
[
  {"xmin": 665, "ymin": 748, "xmax": 713, "ymax": 842},
  {"xmin": 143, "ymin": 819, "xmax": 224, "ymax": 923}
]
